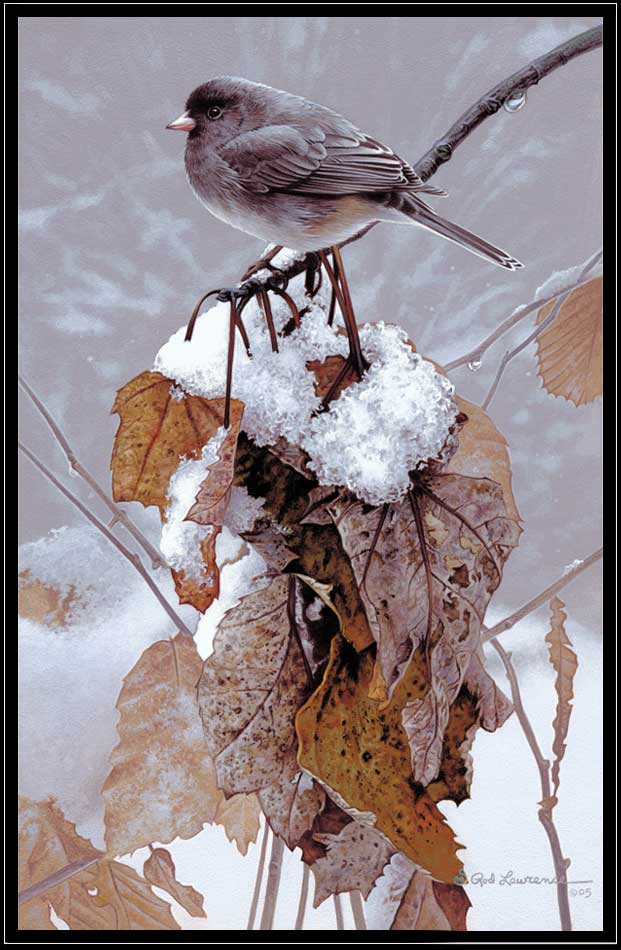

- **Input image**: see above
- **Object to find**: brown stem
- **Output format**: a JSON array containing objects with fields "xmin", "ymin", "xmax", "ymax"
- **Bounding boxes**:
[
  {"xmin": 327, "ymin": 251, "xmax": 339, "ymax": 327},
  {"xmin": 258, "ymin": 290, "xmax": 279, "ymax": 353},
  {"xmin": 482, "ymin": 548, "xmax": 602, "ymax": 643},
  {"xmin": 224, "ymin": 299, "xmax": 237, "ymax": 429},
  {"xmin": 491, "ymin": 638, "xmax": 572, "ymax": 931},
  {"xmin": 360, "ymin": 503, "xmax": 390, "ymax": 589},
  {"xmin": 409, "ymin": 490, "xmax": 434, "ymax": 678},
  {"xmin": 333, "ymin": 893, "xmax": 345, "ymax": 930},
  {"xmin": 18, "ymin": 440, "xmax": 194, "ymax": 638},
  {"xmin": 413, "ymin": 26, "xmax": 603, "ymax": 181},
  {"xmin": 18, "ymin": 375, "xmax": 166, "ymax": 570},
  {"xmin": 294, "ymin": 862, "xmax": 310, "ymax": 930},
  {"xmin": 332, "ymin": 246, "xmax": 368, "ymax": 376},
  {"xmin": 270, "ymin": 285, "xmax": 301, "ymax": 328},
  {"xmin": 318, "ymin": 357, "xmax": 354, "ymax": 412},
  {"xmin": 349, "ymin": 891, "xmax": 367, "ymax": 930},
  {"xmin": 259, "ymin": 831, "xmax": 285, "ymax": 930},
  {"xmin": 319, "ymin": 250, "xmax": 366, "ymax": 378},
  {"xmin": 482, "ymin": 249, "xmax": 602, "ymax": 409},
  {"xmin": 247, "ymin": 819, "xmax": 270, "ymax": 930}
]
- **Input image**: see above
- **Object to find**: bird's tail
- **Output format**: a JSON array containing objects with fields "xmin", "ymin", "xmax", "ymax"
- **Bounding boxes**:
[{"xmin": 401, "ymin": 198, "xmax": 523, "ymax": 271}]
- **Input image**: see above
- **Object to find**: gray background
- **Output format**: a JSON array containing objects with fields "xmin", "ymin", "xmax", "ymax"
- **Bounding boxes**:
[{"xmin": 18, "ymin": 14, "xmax": 602, "ymax": 629}]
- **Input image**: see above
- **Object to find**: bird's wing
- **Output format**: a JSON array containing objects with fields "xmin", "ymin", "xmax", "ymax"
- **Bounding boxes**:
[{"xmin": 219, "ymin": 118, "xmax": 445, "ymax": 197}]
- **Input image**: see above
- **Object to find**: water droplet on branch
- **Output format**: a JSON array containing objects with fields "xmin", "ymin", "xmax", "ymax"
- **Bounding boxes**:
[
  {"xmin": 504, "ymin": 90, "xmax": 527, "ymax": 113},
  {"xmin": 467, "ymin": 359, "xmax": 483, "ymax": 373}
]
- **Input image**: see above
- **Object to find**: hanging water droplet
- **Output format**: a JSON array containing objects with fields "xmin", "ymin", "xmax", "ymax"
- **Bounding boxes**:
[
  {"xmin": 504, "ymin": 89, "xmax": 527, "ymax": 113},
  {"xmin": 467, "ymin": 359, "xmax": 483, "ymax": 373}
]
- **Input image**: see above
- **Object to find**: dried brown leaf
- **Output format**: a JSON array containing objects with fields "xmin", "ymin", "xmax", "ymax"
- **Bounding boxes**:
[
  {"xmin": 185, "ymin": 414, "xmax": 243, "ymax": 526},
  {"xmin": 169, "ymin": 531, "xmax": 220, "ymax": 613},
  {"xmin": 544, "ymin": 596, "xmax": 578, "ymax": 811},
  {"xmin": 368, "ymin": 853, "xmax": 470, "ymax": 930},
  {"xmin": 536, "ymin": 276, "xmax": 602, "ymax": 406},
  {"xmin": 102, "ymin": 634, "xmax": 222, "ymax": 856},
  {"xmin": 258, "ymin": 762, "xmax": 325, "ymax": 850},
  {"xmin": 18, "ymin": 572, "xmax": 78, "ymax": 627},
  {"xmin": 143, "ymin": 848, "xmax": 206, "ymax": 918},
  {"xmin": 198, "ymin": 574, "xmax": 335, "ymax": 797},
  {"xmin": 18, "ymin": 900, "xmax": 57, "ymax": 930},
  {"xmin": 67, "ymin": 859, "xmax": 179, "ymax": 929},
  {"xmin": 310, "ymin": 821, "xmax": 393, "ymax": 907}
]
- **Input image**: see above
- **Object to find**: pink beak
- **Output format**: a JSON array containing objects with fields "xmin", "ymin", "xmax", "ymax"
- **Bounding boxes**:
[{"xmin": 166, "ymin": 111, "xmax": 196, "ymax": 132}]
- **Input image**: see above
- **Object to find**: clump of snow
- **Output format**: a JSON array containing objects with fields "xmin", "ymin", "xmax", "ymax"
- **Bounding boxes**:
[
  {"xmin": 160, "ymin": 430, "xmax": 226, "ymax": 582},
  {"xmin": 155, "ymin": 270, "xmax": 458, "ymax": 506},
  {"xmin": 303, "ymin": 322, "xmax": 457, "ymax": 505},
  {"xmin": 223, "ymin": 486, "xmax": 266, "ymax": 535}
]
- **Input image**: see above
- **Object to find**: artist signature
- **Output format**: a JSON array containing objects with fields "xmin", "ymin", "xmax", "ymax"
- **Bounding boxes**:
[{"xmin": 453, "ymin": 870, "xmax": 593, "ymax": 896}]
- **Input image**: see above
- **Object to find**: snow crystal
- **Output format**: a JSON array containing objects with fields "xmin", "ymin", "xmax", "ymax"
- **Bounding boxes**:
[
  {"xmin": 160, "ymin": 430, "xmax": 226, "ymax": 582},
  {"xmin": 155, "ymin": 270, "xmax": 458, "ymax": 506},
  {"xmin": 303, "ymin": 323, "xmax": 457, "ymax": 505},
  {"xmin": 563, "ymin": 558, "xmax": 583, "ymax": 577},
  {"xmin": 223, "ymin": 486, "xmax": 266, "ymax": 536}
]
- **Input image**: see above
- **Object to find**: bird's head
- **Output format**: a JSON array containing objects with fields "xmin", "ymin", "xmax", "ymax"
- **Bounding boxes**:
[{"xmin": 166, "ymin": 77, "xmax": 276, "ymax": 146}]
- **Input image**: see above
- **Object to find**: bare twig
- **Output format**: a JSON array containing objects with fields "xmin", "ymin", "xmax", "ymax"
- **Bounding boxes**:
[
  {"xmin": 259, "ymin": 831, "xmax": 284, "ymax": 930},
  {"xmin": 483, "ymin": 548, "xmax": 602, "ymax": 643},
  {"xmin": 333, "ymin": 893, "xmax": 345, "ymax": 930},
  {"xmin": 247, "ymin": 819, "xmax": 270, "ymax": 930},
  {"xmin": 482, "ymin": 250, "xmax": 602, "ymax": 408},
  {"xmin": 295, "ymin": 863, "xmax": 310, "ymax": 930},
  {"xmin": 491, "ymin": 638, "xmax": 572, "ymax": 931},
  {"xmin": 18, "ymin": 440, "xmax": 193, "ymax": 638},
  {"xmin": 349, "ymin": 891, "xmax": 367, "ymax": 930},
  {"xmin": 18, "ymin": 374, "xmax": 166, "ymax": 570},
  {"xmin": 414, "ymin": 26, "xmax": 603, "ymax": 180},
  {"xmin": 18, "ymin": 856, "xmax": 101, "ymax": 908}
]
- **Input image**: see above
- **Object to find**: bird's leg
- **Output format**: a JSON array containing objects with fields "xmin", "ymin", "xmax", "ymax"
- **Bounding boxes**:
[
  {"xmin": 304, "ymin": 252, "xmax": 323, "ymax": 299},
  {"xmin": 241, "ymin": 245, "xmax": 284, "ymax": 281},
  {"xmin": 319, "ymin": 249, "xmax": 368, "ymax": 378},
  {"xmin": 185, "ymin": 286, "xmax": 252, "ymax": 355}
]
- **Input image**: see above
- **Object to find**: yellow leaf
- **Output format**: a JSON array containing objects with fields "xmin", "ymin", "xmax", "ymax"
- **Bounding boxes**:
[
  {"xmin": 71, "ymin": 859, "xmax": 179, "ymax": 929},
  {"xmin": 102, "ymin": 634, "xmax": 222, "ymax": 856},
  {"xmin": 143, "ymin": 848, "xmax": 206, "ymax": 918},
  {"xmin": 536, "ymin": 276, "xmax": 602, "ymax": 406},
  {"xmin": 296, "ymin": 636, "xmax": 464, "ymax": 883}
]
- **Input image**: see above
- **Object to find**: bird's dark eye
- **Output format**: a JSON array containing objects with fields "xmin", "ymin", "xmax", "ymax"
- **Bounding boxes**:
[{"xmin": 207, "ymin": 105, "xmax": 222, "ymax": 120}]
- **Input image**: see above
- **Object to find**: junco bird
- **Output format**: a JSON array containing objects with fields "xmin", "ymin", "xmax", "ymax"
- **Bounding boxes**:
[{"xmin": 167, "ymin": 76, "xmax": 522, "ymax": 270}]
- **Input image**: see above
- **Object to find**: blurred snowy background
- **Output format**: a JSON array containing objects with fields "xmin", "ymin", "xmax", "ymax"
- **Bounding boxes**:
[{"xmin": 18, "ymin": 15, "xmax": 603, "ymax": 931}]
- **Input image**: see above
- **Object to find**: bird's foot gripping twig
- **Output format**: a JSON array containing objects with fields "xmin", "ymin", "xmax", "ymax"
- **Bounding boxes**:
[{"xmin": 241, "ymin": 245, "xmax": 284, "ymax": 281}]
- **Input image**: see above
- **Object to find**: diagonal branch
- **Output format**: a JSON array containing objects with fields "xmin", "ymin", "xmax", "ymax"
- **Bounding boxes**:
[
  {"xmin": 482, "ymin": 547, "xmax": 602, "ymax": 643},
  {"xmin": 18, "ymin": 440, "xmax": 194, "ymax": 638},
  {"xmin": 414, "ymin": 26, "xmax": 603, "ymax": 181},
  {"xmin": 18, "ymin": 374, "xmax": 166, "ymax": 570}
]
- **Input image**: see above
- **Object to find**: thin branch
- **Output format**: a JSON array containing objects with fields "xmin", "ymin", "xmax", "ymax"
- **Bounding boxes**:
[
  {"xmin": 18, "ymin": 856, "xmax": 101, "ymax": 908},
  {"xmin": 414, "ymin": 26, "xmax": 603, "ymax": 180},
  {"xmin": 482, "ymin": 548, "xmax": 602, "ymax": 643},
  {"xmin": 247, "ymin": 819, "xmax": 270, "ymax": 930},
  {"xmin": 18, "ymin": 374, "xmax": 166, "ymax": 570},
  {"xmin": 259, "ymin": 831, "xmax": 285, "ymax": 930},
  {"xmin": 18, "ymin": 440, "xmax": 194, "ymax": 638},
  {"xmin": 482, "ymin": 250, "xmax": 602, "ymax": 408},
  {"xmin": 349, "ymin": 891, "xmax": 367, "ymax": 930},
  {"xmin": 333, "ymin": 893, "xmax": 345, "ymax": 930},
  {"xmin": 294, "ymin": 863, "xmax": 310, "ymax": 930},
  {"xmin": 491, "ymin": 638, "xmax": 572, "ymax": 931}
]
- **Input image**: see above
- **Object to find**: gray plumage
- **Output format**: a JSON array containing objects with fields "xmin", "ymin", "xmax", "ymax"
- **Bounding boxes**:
[{"xmin": 168, "ymin": 77, "xmax": 522, "ymax": 269}]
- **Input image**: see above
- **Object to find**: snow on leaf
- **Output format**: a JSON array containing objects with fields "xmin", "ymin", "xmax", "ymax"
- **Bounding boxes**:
[
  {"xmin": 258, "ymin": 761, "xmax": 325, "ymax": 851},
  {"xmin": 213, "ymin": 793, "xmax": 261, "ymax": 856},
  {"xmin": 197, "ymin": 574, "xmax": 337, "ymax": 797},
  {"xmin": 543, "ymin": 596, "xmax": 578, "ymax": 813},
  {"xmin": 535, "ymin": 276, "xmax": 603, "ymax": 407},
  {"xmin": 18, "ymin": 796, "xmax": 101, "ymax": 895},
  {"xmin": 296, "ymin": 635, "xmax": 464, "ymax": 883},
  {"xmin": 111, "ymin": 370, "xmax": 244, "ymax": 612},
  {"xmin": 102, "ymin": 634, "xmax": 222, "ymax": 856},
  {"xmin": 310, "ymin": 821, "xmax": 393, "ymax": 907},
  {"xmin": 143, "ymin": 848, "xmax": 207, "ymax": 918}
]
